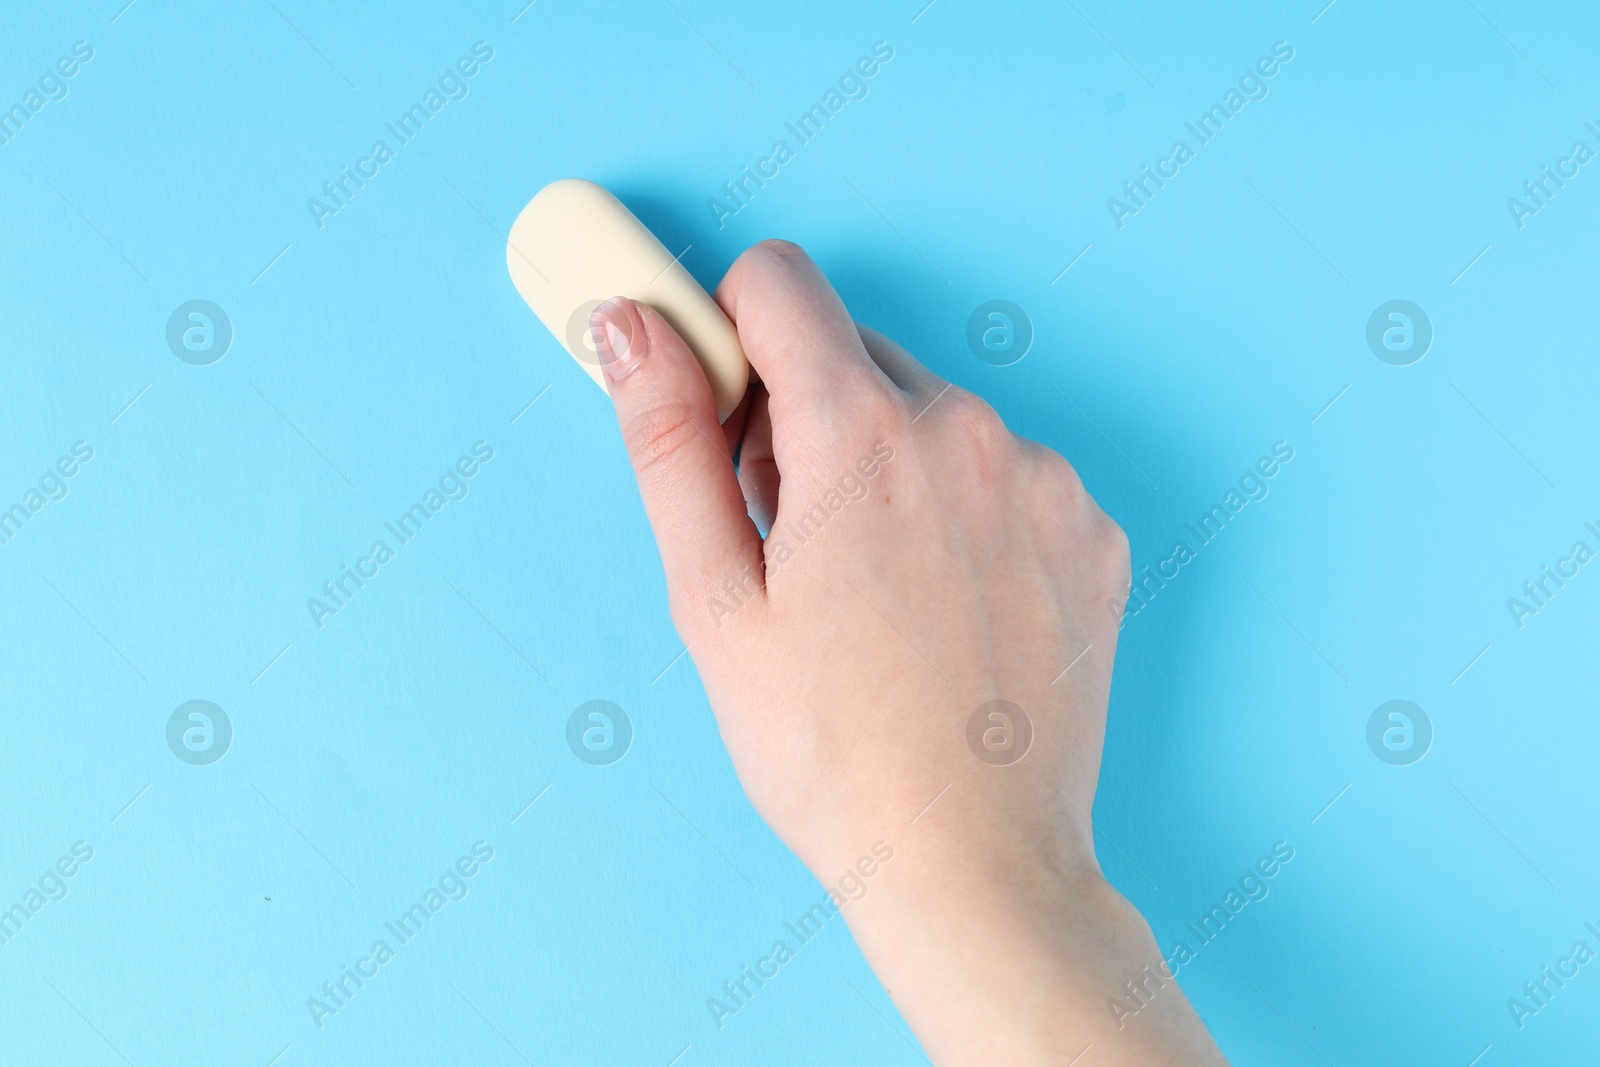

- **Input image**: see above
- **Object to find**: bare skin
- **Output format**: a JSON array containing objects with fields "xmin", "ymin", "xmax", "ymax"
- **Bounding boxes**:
[{"xmin": 590, "ymin": 240, "xmax": 1228, "ymax": 1066}]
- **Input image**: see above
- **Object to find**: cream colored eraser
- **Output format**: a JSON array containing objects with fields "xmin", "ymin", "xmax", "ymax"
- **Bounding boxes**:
[{"xmin": 506, "ymin": 178, "xmax": 749, "ymax": 422}]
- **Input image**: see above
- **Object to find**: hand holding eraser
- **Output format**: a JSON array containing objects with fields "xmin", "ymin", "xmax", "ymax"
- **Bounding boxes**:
[{"xmin": 506, "ymin": 179, "xmax": 750, "ymax": 422}]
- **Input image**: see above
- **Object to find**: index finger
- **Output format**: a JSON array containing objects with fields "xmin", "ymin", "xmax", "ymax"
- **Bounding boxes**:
[{"xmin": 713, "ymin": 240, "xmax": 890, "ymax": 420}]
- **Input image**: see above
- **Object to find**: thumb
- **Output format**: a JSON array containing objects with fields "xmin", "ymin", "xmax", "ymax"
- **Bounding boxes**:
[{"xmin": 592, "ymin": 297, "xmax": 765, "ymax": 634}]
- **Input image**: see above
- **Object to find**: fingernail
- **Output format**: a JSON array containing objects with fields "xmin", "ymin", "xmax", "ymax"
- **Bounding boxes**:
[{"xmin": 592, "ymin": 298, "xmax": 643, "ymax": 382}]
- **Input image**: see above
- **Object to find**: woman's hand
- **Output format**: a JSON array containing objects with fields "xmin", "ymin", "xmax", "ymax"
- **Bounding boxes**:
[{"xmin": 590, "ymin": 240, "xmax": 1226, "ymax": 1065}]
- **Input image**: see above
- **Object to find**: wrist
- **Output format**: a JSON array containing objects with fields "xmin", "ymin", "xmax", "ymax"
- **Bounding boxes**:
[
  {"xmin": 835, "ymin": 820, "xmax": 1224, "ymax": 1066},
  {"xmin": 839, "ymin": 826, "xmax": 1120, "ymax": 1063}
]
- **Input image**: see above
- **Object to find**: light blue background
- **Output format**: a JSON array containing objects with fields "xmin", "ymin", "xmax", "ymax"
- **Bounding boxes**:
[{"xmin": 3, "ymin": 1, "xmax": 1597, "ymax": 1063}]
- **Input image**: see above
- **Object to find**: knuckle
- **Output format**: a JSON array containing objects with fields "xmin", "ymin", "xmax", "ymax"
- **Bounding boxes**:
[
  {"xmin": 1026, "ymin": 448, "xmax": 1127, "ymax": 584},
  {"xmin": 752, "ymin": 237, "xmax": 808, "ymax": 261},
  {"xmin": 941, "ymin": 390, "xmax": 1013, "ymax": 468},
  {"xmin": 943, "ymin": 389, "xmax": 1006, "ymax": 443},
  {"xmin": 1036, "ymin": 447, "xmax": 1085, "ymax": 501},
  {"xmin": 805, "ymin": 382, "xmax": 902, "ymax": 450},
  {"xmin": 853, "ymin": 387, "xmax": 905, "ymax": 437},
  {"xmin": 623, "ymin": 402, "xmax": 702, "ymax": 478},
  {"xmin": 1100, "ymin": 515, "xmax": 1132, "ymax": 580},
  {"xmin": 720, "ymin": 239, "xmax": 814, "ymax": 307}
]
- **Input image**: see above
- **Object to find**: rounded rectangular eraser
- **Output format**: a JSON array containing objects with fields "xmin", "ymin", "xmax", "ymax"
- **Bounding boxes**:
[{"xmin": 506, "ymin": 179, "xmax": 750, "ymax": 422}]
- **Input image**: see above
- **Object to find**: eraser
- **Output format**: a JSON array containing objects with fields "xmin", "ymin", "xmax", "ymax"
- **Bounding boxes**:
[{"xmin": 506, "ymin": 178, "xmax": 750, "ymax": 422}]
